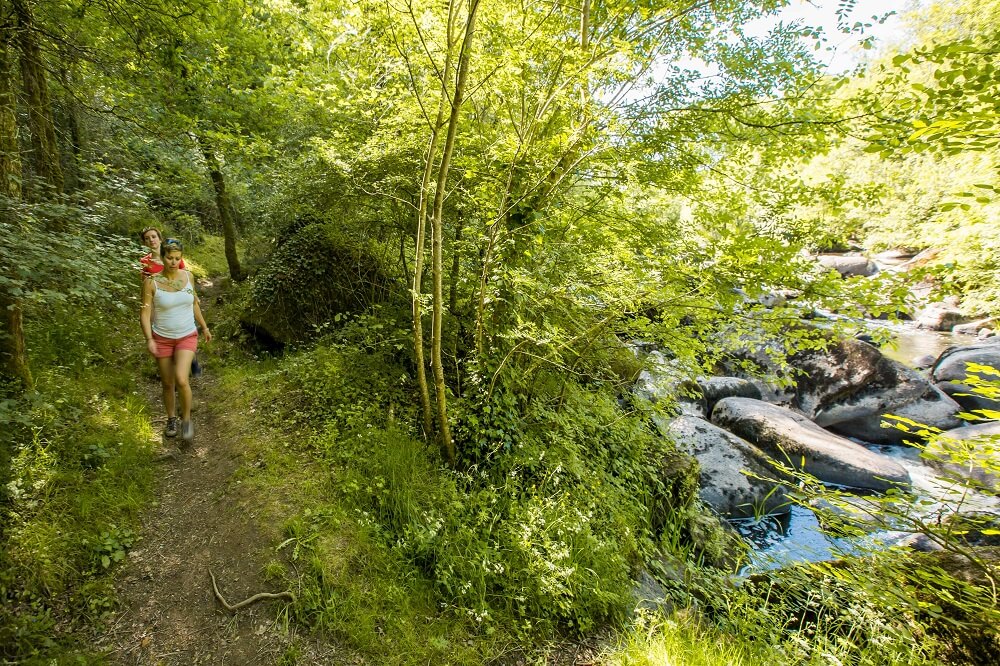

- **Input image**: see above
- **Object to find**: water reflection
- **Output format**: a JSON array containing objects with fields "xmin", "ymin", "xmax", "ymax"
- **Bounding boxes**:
[
  {"xmin": 735, "ymin": 439, "xmax": 1000, "ymax": 573},
  {"xmin": 879, "ymin": 324, "xmax": 964, "ymax": 367}
]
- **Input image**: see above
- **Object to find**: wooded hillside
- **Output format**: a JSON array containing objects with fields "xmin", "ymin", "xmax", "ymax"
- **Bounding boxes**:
[{"xmin": 1, "ymin": 0, "xmax": 997, "ymax": 663}]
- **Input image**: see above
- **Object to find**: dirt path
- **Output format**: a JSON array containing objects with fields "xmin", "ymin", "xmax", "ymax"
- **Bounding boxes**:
[{"xmin": 96, "ymin": 371, "xmax": 317, "ymax": 665}]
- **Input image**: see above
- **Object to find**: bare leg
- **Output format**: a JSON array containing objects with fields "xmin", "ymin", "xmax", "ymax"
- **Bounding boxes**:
[
  {"xmin": 173, "ymin": 349, "xmax": 195, "ymax": 421},
  {"xmin": 156, "ymin": 356, "xmax": 176, "ymax": 417}
]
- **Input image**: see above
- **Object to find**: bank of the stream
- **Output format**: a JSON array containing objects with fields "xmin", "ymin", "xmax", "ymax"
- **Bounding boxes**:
[{"xmin": 2, "ymin": 260, "xmax": 996, "ymax": 665}]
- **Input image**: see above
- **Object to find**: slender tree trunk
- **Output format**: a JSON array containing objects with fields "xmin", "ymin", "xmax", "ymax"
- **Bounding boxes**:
[
  {"xmin": 411, "ymin": 1, "xmax": 458, "ymax": 443},
  {"xmin": 0, "ymin": 15, "xmax": 30, "ymax": 391},
  {"xmin": 199, "ymin": 138, "xmax": 242, "ymax": 281},
  {"xmin": 12, "ymin": 0, "xmax": 62, "ymax": 196},
  {"xmin": 449, "ymin": 213, "xmax": 462, "ymax": 317},
  {"xmin": 449, "ymin": 214, "xmax": 464, "ymax": 396},
  {"xmin": 430, "ymin": 0, "xmax": 480, "ymax": 465},
  {"xmin": 58, "ymin": 61, "xmax": 83, "ymax": 191},
  {"xmin": 413, "ymin": 130, "xmax": 439, "ymax": 440}
]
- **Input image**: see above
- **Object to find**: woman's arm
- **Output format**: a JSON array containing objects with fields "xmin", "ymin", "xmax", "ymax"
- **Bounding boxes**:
[
  {"xmin": 140, "ymin": 278, "xmax": 158, "ymax": 357},
  {"xmin": 190, "ymin": 271, "xmax": 212, "ymax": 343}
]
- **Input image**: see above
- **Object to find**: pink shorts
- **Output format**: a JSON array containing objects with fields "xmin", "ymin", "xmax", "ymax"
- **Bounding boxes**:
[{"xmin": 152, "ymin": 331, "xmax": 198, "ymax": 358}]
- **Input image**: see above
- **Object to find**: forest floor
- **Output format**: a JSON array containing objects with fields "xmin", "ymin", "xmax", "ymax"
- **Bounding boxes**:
[{"xmin": 94, "ymin": 281, "xmax": 336, "ymax": 665}]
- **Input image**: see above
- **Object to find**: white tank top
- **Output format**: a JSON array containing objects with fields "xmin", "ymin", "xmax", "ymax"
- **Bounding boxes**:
[{"xmin": 151, "ymin": 273, "xmax": 198, "ymax": 339}]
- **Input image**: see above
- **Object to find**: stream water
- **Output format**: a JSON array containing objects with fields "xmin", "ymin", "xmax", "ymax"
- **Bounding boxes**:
[{"xmin": 735, "ymin": 322, "xmax": 998, "ymax": 573}]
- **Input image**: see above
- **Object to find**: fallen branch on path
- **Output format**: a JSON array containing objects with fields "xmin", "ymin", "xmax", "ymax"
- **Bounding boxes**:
[{"xmin": 209, "ymin": 568, "xmax": 296, "ymax": 611}]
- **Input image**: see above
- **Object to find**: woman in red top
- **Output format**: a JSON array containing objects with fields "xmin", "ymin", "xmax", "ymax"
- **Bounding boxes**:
[{"xmin": 140, "ymin": 227, "xmax": 185, "ymax": 278}]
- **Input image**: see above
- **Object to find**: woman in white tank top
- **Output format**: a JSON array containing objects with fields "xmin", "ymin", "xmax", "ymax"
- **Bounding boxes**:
[{"xmin": 140, "ymin": 238, "xmax": 212, "ymax": 443}]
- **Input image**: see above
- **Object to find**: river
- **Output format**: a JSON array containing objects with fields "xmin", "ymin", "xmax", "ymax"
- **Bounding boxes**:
[{"xmin": 735, "ymin": 322, "xmax": 998, "ymax": 573}]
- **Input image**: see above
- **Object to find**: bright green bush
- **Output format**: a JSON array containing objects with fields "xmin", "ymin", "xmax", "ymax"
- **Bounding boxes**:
[
  {"xmin": 0, "ymin": 256, "xmax": 156, "ymax": 662},
  {"xmin": 260, "ymin": 325, "xmax": 699, "ymax": 638}
]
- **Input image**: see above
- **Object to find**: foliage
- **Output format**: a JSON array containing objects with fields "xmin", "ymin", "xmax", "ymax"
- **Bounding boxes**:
[
  {"xmin": 1, "ymin": 0, "xmax": 997, "ymax": 660},
  {"xmin": 0, "ymin": 197, "xmax": 137, "ymax": 316},
  {"xmin": 0, "ymin": 297, "xmax": 156, "ymax": 662},
  {"xmin": 240, "ymin": 223, "xmax": 399, "ymax": 346},
  {"xmin": 252, "ymin": 328, "xmax": 703, "ymax": 637}
]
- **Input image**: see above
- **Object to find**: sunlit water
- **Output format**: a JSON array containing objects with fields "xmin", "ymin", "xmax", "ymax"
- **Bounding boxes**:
[
  {"xmin": 735, "ymin": 323, "xmax": 997, "ymax": 573},
  {"xmin": 875, "ymin": 322, "xmax": 965, "ymax": 367}
]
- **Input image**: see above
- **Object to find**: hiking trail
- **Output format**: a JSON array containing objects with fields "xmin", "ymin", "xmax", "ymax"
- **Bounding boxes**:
[{"xmin": 96, "ymin": 281, "xmax": 335, "ymax": 665}]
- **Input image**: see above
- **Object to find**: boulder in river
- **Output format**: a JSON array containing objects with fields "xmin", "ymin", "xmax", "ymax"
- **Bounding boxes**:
[
  {"xmin": 873, "ymin": 248, "xmax": 917, "ymax": 267},
  {"xmin": 789, "ymin": 337, "xmax": 962, "ymax": 438},
  {"xmin": 915, "ymin": 302, "xmax": 969, "ymax": 332},
  {"xmin": 828, "ymin": 385, "xmax": 963, "ymax": 445},
  {"xmin": 932, "ymin": 338, "xmax": 1000, "ymax": 384},
  {"xmin": 931, "ymin": 339, "xmax": 1000, "ymax": 415},
  {"xmin": 816, "ymin": 254, "xmax": 878, "ymax": 278},
  {"xmin": 695, "ymin": 377, "xmax": 763, "ymax": 414},
  {"xmin": 953, "ymin": 317, "xmax": 996, "ymax": 336},
  {"xmin": 711, "ymin": 397, "xmax": 911, "ymax": 491},
  {"xmin": 924, "ymin": 421, "xmax": 1000, "ymax": 488},
  {"xmin": 660, "ymin": 415, "xmax": 789, "ymax": 519}
]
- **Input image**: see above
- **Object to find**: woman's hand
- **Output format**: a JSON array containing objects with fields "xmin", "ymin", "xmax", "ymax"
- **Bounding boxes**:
[
  {"xmin": 146, "ymin": 338, "xmax": 158, "ymax": 357},
  {"xmin": 202, "ymin": 327, "xmax": 213, "ymax": 344}
]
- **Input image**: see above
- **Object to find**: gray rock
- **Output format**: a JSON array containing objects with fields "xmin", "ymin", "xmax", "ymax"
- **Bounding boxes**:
[
  {"xmin": 936, "ymin": 380, "xmax": 999, "ymax": 415},
  {"xmin": 829, "ymin": 385, "xmax": 963, "ymax": 445},
  {"xmin": 953, "ymin": 317, "xmax": 996, "ymax": 336},
  {"xmin": 757, "ymin": 291, "xmax": 787, "ymax": 308},
  {"xmin": 932, "ymin": 339, "xmax": 1000, "ymax": 384},
  {"xmin": 661, "ymin": 415, "xmax": 789, "ymax": 518},
  {"xmin": 816, "ymin": 254, "xmax": 879, "ymax": 278},
  {"xmin": 887, "ymin": 532, "xmax": 945, "ymax": 552},
  {"xmin": 632, "ymin": 568, "xmax": 673, "ymax": 614},
  {"xmin": 979, "ymin": 328, "xmax": 997, "ymax": 340},
  {"xmin": 911, "ymin": 354, "xmax": 937, "ymax": 370},
  {"xmin": 932, "ymin": 341, "xmax": 1000, "ymax": 416},
  {"xmin": 637, "ymin": 368, "xmax": 707, "ymax": 418},
  {"xmin": 790, "ymin": 337, "xmax": 961, "ymax": 438},
  {"xmin": 895, "ymin": 247, "xmax": 941, "ymax": 272},
  {"xmin": 873, "ymin": 248, "xmax": 917, "ymax": 267},
  {"xmin": 915, "ymin": 302, "xmax": 969, "ymax": 331},
  {"xmin": 924, "ymin": 421, "xmax": 1000, "ymax": 488},
  {"xmin": 710, "ymin": 397, "xmax": 911, "ymax": 491},
  {"xmin": 696, "ymin": 377, "xmax": 763, "ymax": 414}
]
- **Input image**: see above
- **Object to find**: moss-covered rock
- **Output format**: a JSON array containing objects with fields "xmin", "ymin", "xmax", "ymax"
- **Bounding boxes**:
[{"xmin": 240, "ymin": 223, "xmax": 396, "ymax": 346}]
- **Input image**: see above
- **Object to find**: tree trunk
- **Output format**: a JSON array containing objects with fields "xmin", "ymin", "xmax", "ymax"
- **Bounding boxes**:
[
  {"xmin": 199, "ymin": 139, "xmax": 242, "ymax": 281},
  {"xmin": 0, "ymin": 14, "xmax": 30, "ymax": 391},
  {"xmin": 58, "ymin": 61, "xmax": 84, "ymax": 191},
  {"xmin": 12, "ymin": 0, "xmax": 62, "ymax": 196},
  {"xmin": 449, "ymin": 214, "xmax": 464, "ymax": 396},
  {"xmin": 430, "ymin": 0, "xmax": 480, "ymax": 465},
  {"xmin": 413, "ymin": 130, "xmax": 439, "ymax": 441},
  {"xmin": 410, "ymin": 0, "xmax": 458, "ymax": 443}
]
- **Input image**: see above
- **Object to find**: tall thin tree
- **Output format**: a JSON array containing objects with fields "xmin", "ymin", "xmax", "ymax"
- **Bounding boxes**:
[
  {"xmin": 0, "ymin": 2, "xmax": 30, "ymax": 390},
  {"xmin": 11, "ymin": 0, "xmax": 62, "ymax": 195}
]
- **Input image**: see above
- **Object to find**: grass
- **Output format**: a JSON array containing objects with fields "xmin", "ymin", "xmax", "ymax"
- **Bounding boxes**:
[
  {"xmin": 603, "ymin": 612, "xmax": 768, "ymax": 666},
  {"xmin": 215, "ymin": 354, "xmax": 498, "ymax": 664},
  {"xmin": 183, "ymin": 234, "xmax": 233, "ymax": 279},
  {"xmin": 0, "ymin": 324, "xmax": 158, "ymax": 663}
]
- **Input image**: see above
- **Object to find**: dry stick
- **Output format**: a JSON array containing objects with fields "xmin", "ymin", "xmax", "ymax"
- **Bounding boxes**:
[{"xmin": 209, "ymin": 569, "xmax": 295, "ymax": 612}]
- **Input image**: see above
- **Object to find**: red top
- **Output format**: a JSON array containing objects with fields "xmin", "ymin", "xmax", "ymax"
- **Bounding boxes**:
[{"xmin": 141, "ymin": 253, "xmax": 186, "ymax": 278}]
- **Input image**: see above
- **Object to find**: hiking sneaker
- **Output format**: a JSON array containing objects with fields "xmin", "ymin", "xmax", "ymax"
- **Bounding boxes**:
[
  {"xmin": 165, "ymin": 416, "xmax": 179, "ymax": 438},
  {"xmin": 181, "ymin": 419, "xmax": 194, "ymax": 442}
]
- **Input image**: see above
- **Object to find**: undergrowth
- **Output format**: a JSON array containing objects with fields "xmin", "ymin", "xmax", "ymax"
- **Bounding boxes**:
[
  {"xmin": 218, "ymin": 304, "xmax": 996, "ymax": 665},
  {"xmin": 221, "ymin": 307, "xmax": 706, "ymax": 659},
  {"xmin": 0, "ymin": 297, "xmax": 157, "ymax": 663}
]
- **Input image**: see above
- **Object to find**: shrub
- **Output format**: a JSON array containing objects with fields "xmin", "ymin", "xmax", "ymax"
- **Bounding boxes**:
[{"xmin": 240, "ymin": 223, "xmax": 399, "ymax": 346}]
